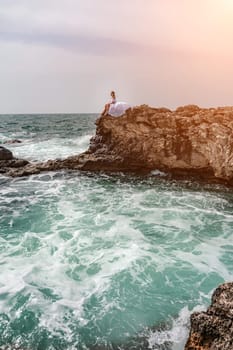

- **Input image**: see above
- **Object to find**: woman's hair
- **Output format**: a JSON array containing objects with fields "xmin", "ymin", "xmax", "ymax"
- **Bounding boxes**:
[{"xmin": 111, "ymin": 91, "xmax": 116, "ymax": 97}]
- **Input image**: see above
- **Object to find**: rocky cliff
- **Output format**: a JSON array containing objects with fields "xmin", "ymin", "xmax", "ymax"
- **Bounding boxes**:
[
  {"xmin": 84, "ymin": 104, "xmax": 233, "ymax": 182},
  {"xmin": 2, "ymin": 104, "xmax": 233, "ymax": 184},
  {"xmin": 185, "ymin": 282, "xmax": 233, "ymax": 350}
]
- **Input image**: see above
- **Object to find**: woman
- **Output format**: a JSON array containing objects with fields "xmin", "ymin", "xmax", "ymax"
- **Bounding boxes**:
[
  {"xmin": 101, "ymin": 91, "xmax": 131, "ymax": 117},
  {"xmin": 101, "ymin": 91, "xmax": 116, "ymax": 116}
]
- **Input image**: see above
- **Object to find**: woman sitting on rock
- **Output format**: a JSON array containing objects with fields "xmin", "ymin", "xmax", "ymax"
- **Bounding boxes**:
[
  {"xmin": 101, "ymin": 91, "xmax": 116, "ymax": 116},
  {"xmin": 101, "ymin": 91, "xmax": 131, "ymax": 117}
]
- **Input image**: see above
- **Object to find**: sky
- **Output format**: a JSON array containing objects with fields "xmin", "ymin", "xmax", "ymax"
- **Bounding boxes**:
[{"xmin": 0, "ymin": 0, "xmax": 233, "ymax": 113}]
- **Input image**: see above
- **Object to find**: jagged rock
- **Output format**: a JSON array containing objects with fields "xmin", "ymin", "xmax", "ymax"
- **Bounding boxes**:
[
  {"xmin": 185, "ymin": 282, "xmax": 233, "ymax": 350},
  {"xmin": 77, "ymin": 104, "xmax": 233, "ymax": 183},
  {"xmin": 0, "ymin": 146, "xmax": 13, "ymax": 160},
  {"xmin": 0, "ymin": 159, "xmax": 29, "ymax": 174}
]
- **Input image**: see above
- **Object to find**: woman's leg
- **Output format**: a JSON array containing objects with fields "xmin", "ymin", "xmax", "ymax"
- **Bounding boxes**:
[{"xmin": 101, "ymin": 103, "xmax": 110, "ymax": 116}]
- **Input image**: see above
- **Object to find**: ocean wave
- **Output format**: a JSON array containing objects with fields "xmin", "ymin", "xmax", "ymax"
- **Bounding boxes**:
[{"xmin": 5, "ymin": 134, "xmax": 92, "ymax": 162}]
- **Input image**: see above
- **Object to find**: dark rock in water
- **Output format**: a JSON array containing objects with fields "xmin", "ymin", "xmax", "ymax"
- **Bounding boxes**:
[
  {"xmin": 0, "ymin": 159, "xmax": 29, "ymax": 174},
  {"xmin": 0, "ymin": 146, "xmax": 13, "ymax": 160},
  {"xmin": 3, "ymin": 139, "xmax": 22, "ymax": 144},
  {"xmin": 185, "ymin": 282, "xmax": 233, "ymax": 349},
  {"xmin": 0, "ymin": 146, "xmax": 29, "ymax": 174}
]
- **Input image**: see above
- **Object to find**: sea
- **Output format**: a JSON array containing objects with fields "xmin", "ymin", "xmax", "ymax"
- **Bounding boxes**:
[{"xmin": 0, "ymin": 113, "xmax": 233, "ymax": 350}]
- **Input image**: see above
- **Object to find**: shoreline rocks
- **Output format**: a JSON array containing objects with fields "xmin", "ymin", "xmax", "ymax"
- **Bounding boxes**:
[
  {"xmin": 83, "ymin": 104, "xmax": 233, "ymax": 184},
  {"xmin": 2, "ymin": 104, "xmax": 233, "ymax": 186},
  {"xmin": 185, "ymin": 282, "xmax": 233, "ymax": 350}
]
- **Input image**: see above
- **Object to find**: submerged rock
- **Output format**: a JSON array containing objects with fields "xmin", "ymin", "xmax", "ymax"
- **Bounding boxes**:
[
  {"xmin": 3, "ymin": 139, "xmax": 22, "ymax": 144},
  {"xmin": 4, "ymin": 104, "xmax": 233, "ymax": 185},
  {"xmin": 185, "ymin": 282, "xmax": 233, "ymax": 350}
]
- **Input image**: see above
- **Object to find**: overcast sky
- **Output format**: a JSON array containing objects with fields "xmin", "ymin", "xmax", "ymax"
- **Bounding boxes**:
[{"xmin": 0, "ymin": 0, "xmax": 233, "ymax": 113}]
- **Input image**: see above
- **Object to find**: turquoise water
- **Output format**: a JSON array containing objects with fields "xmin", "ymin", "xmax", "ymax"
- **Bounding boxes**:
[{"xmin": 0, "ymin": 114, "xmax": 233, "ymax": 350}]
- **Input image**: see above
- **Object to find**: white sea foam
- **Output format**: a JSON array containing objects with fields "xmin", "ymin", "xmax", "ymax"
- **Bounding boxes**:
[
  {"xmin": 148, "ymin": 305, "xmax": 205, "ymax": 350},
  {"xmin": 150, "ymin": 169, "xmax": 167, "ymax": 177},
  {"xmin": 0, "ymin": 172, "xmax": 233, "ymax": 348},
  {"xmin": 0, "ymin": 133, "xmax": 9, "ymax": 143},
  {"xmin": 5, "ymin": 134, "xmax": 92, "ymax": 161}
]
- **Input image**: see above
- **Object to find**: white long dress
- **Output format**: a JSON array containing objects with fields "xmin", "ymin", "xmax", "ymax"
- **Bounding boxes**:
[{"xmin": 108, "ymin": 102, "xmax": 131, "ymax": 117}]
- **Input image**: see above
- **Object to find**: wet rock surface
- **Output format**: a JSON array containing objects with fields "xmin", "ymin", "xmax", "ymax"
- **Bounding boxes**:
[
  {"xmin": 0, "ymin": 146, "xmax": 13, "ymax": 160},
  {"xmin": 185, "ymin": 282, "xmax": 233, "ymax": 350},
  {"xmin": 0, "ymin": 158, "xmax": 29, "ymax": 174},
  {"xmin": 0, "ymin": 146, "xmax": 29, "ymax": 173},
  {"xmin": 2, "ymin": 104, "xmax": 233, "ymax": 185}
]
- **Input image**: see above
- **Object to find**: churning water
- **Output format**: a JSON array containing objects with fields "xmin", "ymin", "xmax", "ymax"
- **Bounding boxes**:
[{"xmin": 0, "ymin": 114, "xmax": 233, "ymax": 350}]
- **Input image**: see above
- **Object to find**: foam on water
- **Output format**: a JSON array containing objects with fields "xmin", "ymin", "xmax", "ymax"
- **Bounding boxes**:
[
  {"xmin": 0, "ymin": 172, "xmax": 233, "ymax": 349},
  {"xmin": 4, "ymin": 134, "xmax": 92, "ymax": 162},
  {"xmin": 0, "ymin": 113, "xmax": 96, "ymax": 162},
  {"xmin": 147, "ymin": 304, "xmax": 205, "ymax": 350}
]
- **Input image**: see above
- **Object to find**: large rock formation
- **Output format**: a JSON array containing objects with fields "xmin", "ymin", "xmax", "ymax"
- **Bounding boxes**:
[
  {"xmin": 185, "ymin": 282, "xmax": 233, "ymax": 350},
  {"xmin": 81, "ymin": 104, "xmax": 233, "ymax": 182},
  {"xmin": 3, "ymin": 104, "xmax": 233, "ymax": 184}
]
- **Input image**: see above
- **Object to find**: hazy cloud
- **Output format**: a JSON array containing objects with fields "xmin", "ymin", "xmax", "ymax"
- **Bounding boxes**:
[
  {"xmin": 0, "ymin": 30, "xmax": 141, "ymax": 56},
  {"xmin": 0, "ymin": 0, "xmax": 233, "ymax": 113},
  {"xmin": 0, "ymin": 2, "xmax": 141, "ymax": 55}
]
